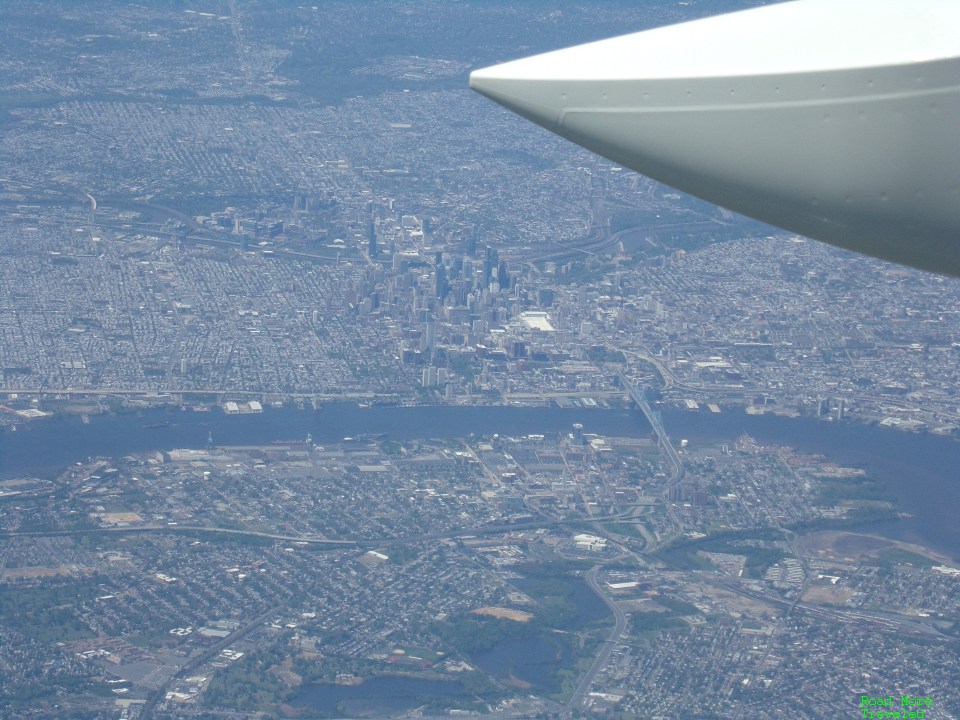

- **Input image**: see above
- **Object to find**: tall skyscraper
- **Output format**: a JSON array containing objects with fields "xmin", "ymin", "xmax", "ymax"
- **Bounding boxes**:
[
  {"xmin": 483, "ymin": 246, "xmax": 497, "ymax": 289},
  {"xmin": 434, "ymin": 262, "xmax": 449, "ymax": 301},
  {"xmin": 368, "ymin": 221, "xmax": 378, "ymax": 259},
  {"xmin": 497, "ymin": 259, "xmax": 510, "ymax": 290},
  {"xmin": 466, "ymin": 226, "xmax": 477, "ymax": 256}
]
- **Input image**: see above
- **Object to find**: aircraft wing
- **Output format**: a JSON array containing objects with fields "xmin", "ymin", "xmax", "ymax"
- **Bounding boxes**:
[{"xmin": 470, "ymin": 0, "xmax": 960, "ymax": 277}]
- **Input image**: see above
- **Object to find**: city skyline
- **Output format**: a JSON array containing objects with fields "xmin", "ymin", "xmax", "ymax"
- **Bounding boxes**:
[{"xmin": 2, "ymin": 2, "xmax": 959, "ymax": 719}]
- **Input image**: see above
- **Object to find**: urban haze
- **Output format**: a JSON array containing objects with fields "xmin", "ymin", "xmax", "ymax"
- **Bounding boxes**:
[{"xmin": 2, "ymin": 2, "xmax": 959, "ymax": 719}]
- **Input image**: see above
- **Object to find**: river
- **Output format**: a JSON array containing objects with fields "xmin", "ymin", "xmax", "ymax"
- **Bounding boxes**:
[
  {"xmin": 660, "ymin": 408, "xmax": 960, "ymax": 560},
  {"xmin": 0, "ymin": 403, "xmax": 647, "ymax": 478},
  {"xmin": 3, "ymin": 403, "xmax": 960, "ymax": 558}
]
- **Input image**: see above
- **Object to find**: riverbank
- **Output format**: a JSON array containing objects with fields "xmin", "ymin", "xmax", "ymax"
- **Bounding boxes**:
[
  {"xmin": 3, "ymin": 403, "xmax": 959, "ymax": 560},
  {"xmin": 0, "ymin": 403, "xmax": 649, "ymax": 478}
]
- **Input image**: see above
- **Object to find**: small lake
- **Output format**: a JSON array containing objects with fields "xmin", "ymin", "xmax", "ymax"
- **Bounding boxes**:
[
  {"xmin": 289, "ymin": 676, "xmax": 467, "ymax": 717},
  {"xmin": 471, "ymin": 575, "xmax": 609, "ymax": 691},
  {"xmin": 471, "ymin": 635, "xmax": 571, "ymax": 691}
]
